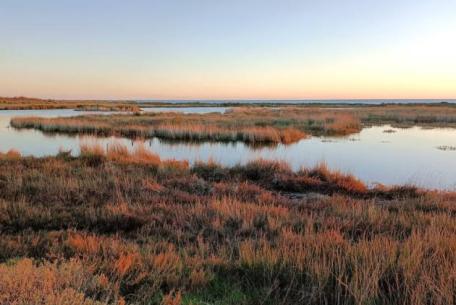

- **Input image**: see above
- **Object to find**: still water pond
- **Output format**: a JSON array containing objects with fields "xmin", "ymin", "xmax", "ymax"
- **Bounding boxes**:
[{"xmin": 1, "ymin": 109, "xmax": 456, "ymax": 190}]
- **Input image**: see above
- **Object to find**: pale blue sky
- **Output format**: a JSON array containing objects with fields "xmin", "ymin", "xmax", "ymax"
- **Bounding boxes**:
[{"xmin": 1, "ymin": 0, "xmax": 455, "ymax": 99}]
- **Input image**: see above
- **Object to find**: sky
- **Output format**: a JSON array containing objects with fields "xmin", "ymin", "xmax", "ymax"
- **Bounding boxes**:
[{"xmin": 1, "ymin": 0, "xmax": 456, "ymax": 100}]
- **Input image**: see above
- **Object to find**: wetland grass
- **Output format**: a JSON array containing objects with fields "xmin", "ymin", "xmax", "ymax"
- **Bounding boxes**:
[
  {"xmin": 9, "ymin": 107, "xmax": 362, "ymax": 145},
  {"xmin": 0, "ymin": 96, "xmax": 140, "ymax": 112},
  {"xmin": 0, "ymin": 144, "xmax": 453, "ymax": 305},
  {"xmin": 10, "ymin": 104, "xmax": 456, "ymax": 148}
]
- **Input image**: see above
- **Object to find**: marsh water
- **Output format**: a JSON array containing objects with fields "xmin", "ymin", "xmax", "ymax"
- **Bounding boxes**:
[{"xmin": 1, "ymin": 108, "xmax": 456, "ymax": 190}]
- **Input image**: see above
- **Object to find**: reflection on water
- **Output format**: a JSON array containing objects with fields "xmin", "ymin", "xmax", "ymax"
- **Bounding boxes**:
[{"xmin": 1, "ymin": 109, "xmax": 456, "ymax": 190}]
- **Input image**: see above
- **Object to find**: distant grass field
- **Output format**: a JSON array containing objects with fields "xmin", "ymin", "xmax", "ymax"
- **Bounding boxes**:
[
  {"xmin": 1, "ymin": 145, "xmax": 455, "ymax": 305},
  {"xmin": 0, "ymin": 96, "xmax": 140, "ymax": 112}
]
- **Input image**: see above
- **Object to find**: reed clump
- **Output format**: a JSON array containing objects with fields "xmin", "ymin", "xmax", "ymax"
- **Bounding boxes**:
[
  {"xmin": 79, "ymin": 141, "xmax": 185, "ymax": 168},
  {"xmin": 0, "ymin": 149, "xmax": 21, "ymax": 159},
  {"xmin": 11, "ymin": 115, "xmax": 309, "ymax": 145},
  {"xmin": 0, "ymin": 258, "xmax": 118, "ymax": 305},
  {"xmin": 0, "ymin": 149, "xmax": 454, "ymax": 305}
]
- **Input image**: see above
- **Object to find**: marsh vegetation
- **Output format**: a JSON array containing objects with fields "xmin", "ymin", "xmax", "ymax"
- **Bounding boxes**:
[
  {"xmin": 1, "ymin": 97, "xmax": 140, "ymax": 112},
  {"xmin": 10, "ymin": 107, "xmax": 361, "ymax": 145},
  {"xmin": 3, "ymin": 102, "xmax": 456, "ymax": 304},
  {"xmin": 11, "ymin": 104, "xmax": 456, "ymax": 147},
  {"xmin": 0, "ymin": 145, "xmax": 455, "ymax": 305}
]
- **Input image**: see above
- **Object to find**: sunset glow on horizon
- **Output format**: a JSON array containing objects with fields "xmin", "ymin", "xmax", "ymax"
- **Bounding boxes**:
[{"xmin": 1, "ymin": 0, "xmax": 456, "ymax": 100}]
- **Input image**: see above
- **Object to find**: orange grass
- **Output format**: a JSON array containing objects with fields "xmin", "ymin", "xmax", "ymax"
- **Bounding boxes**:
[
  {"xmin": 0, "ymin": 96, "xmax": 140, "ymax": 111},
  {"xmin": 0, "ymin": 149, "xmax": 21, "ymax": 159},
  {"xmin": 0, "ymin": 151, "xmax": 454, "ymax": 305},
  {"xmin": 0, "ymin": 258, "xmax": 119, "ymax": 305},
  {"xmin": 15, "ymin": 104, "xmax": 456, "ymax": 146},
  {"xmin": 79, "ymin": 141, "xmax": 184, "ymax": 168},
  {"xmin": 11, "ymin": 114, "xmax": 309, "ymax": 145}
]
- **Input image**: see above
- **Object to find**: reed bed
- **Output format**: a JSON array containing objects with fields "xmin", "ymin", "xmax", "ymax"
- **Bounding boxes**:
[
  {"xmin": 4, "ymin": 98, "xmax": 456, "ymax": 130},
  {"xmin": 9, "ymin": 106, "xmax": 362, "ymax": 145},
  {"xmin": 11, "ymin": 114, "xmax": 309, "ymax": 144},
  {"xmin": 352, "ymin": 104, "xmax": 456, "ymax": 127},
  {"xmin": 0, "ymin": 96, "xmax": 139, "ymax": 111},
  {"xmin": 75, "ymin": 104, "xmax": 140, "ymax": 112},
  {"xmin": 12, "ymin": 105, "xmax": 456, "ymax": 148},
  {"xmin": 0, "ymin": 144, "xmax": 454, "ymax": 304},
  {"xmin": 79, "ymin": 141, "xmax": 188, "ymax": 168}
]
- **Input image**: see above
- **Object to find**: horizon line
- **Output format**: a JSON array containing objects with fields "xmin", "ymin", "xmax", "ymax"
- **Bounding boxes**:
[{"xmin": 3, "ymin": 96, "xmax": 456, "ymax": 102}]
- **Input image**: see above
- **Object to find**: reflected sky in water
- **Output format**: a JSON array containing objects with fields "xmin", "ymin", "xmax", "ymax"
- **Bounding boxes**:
[{"xmin": 1, "ymin": 109, "xmax": 456, "ymax": 190}]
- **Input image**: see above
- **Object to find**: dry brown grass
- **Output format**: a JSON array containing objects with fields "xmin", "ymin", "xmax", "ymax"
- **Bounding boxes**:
[
  {"xmin": 11, "ymin": 116, "xmax": 309, "ymax": 145},
  {"xmin": 0, "ymin": 96, "xmax": 140, "ymax": 111},
  {"xmin": 0, "ymin": 149, "xmax": 21, "ymax": 159},
  {"xmin": 0, "ymin": 148, "xmax": 455, "ymax": 304},
  {"xmin": 351, "ymin": 104, "xmax": 456, "ymax": 127},
  {"xmin": 8, "ymin": 106, "xmax": 362, "ymax": 145},
  {"xmin": 80, "ymin": 141, "xmax": 182, "ymax": 167},
  {"xmin": 75, "ymin": 104, "xmax": 140, "ymax": 112},
  {"xmin": 13, "ymin": 104, "xmax": 456, "ymax": 147},
  {"xmin": 0, "ymin": 258, "xmax": 118, "ymax": 305}
]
